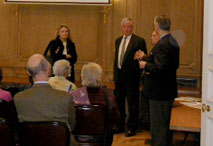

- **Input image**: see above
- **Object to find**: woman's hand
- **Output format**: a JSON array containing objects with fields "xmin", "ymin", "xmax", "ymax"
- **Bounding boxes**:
[
  {"xmin": 55, "ymin": 48, "xmax": 60, "ymax": 54},
  {"xmin": 66, "ymin": 54, "xmax": 72, "ymax": 59}
]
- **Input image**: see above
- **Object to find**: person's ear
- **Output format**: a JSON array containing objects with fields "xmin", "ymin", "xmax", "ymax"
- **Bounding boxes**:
[
  {"xmin": 156, "ymin": 24, "xmax": 160, "ymax": 31},
  {"xmin": 27, "ymin": 70, "xmax": 31, "ymax": 77},
  {"xmin": 47, "ymin": 66, "xmax": 51, "ymax": 77}
]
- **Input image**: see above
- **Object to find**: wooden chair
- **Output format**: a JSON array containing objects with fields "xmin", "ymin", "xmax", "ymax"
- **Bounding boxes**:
[
  {"xmin": 0, "ymin": 100, "xmax": 19, "ymax": 127},
  {"xmin": 0, "ymin": 100, "xmax": 19, "ymax": 146},
  {"xmin": 72, "ymin": 105, "xmax": 109, "ymax": 146},
  {"xmin": 0, "ymin": 100, "xmax": 9, "ymax": 118},
  {"xmin": 19, "ymin": 121, "xmax": 70, "ymax": 146},
  {"xmin": 0, "ymin": 118, "xmax": 10, "ymax": 146}
]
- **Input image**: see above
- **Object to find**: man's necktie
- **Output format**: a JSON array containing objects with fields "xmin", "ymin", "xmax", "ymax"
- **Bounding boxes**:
[{"xmin": 120, "ymin": 37, "xmax": 127, "ymax": 67}]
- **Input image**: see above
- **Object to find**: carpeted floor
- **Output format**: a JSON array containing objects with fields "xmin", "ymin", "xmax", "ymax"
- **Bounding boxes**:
[{"xmin": 112, "ymin": 131, "xmax": 200, "ymax": 146}]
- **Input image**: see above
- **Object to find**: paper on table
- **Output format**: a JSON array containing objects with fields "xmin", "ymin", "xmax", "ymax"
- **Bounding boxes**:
[
  {"xmin": 179, "ymin": 101, "xmax": 202, "ymax": 109},
  {"xmin": 175, "ymin": 97, "xmax": 201, "ymax": 102}
]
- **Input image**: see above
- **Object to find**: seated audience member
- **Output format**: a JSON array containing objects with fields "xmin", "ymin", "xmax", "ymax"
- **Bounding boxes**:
[
  {"xmin": 14, "ymin": 54, "xmax": 76, "ymax": 146},
  {"xmin": 81, "ymin": 62, "xmax": 120, "ymax": 146},
  {"xmin": 0, "ymin": 68, "xmax": 13, "ymax": 102},
  {"xmin": 49, "ymin": 59, "xmax": 77, "ymax": 92}
]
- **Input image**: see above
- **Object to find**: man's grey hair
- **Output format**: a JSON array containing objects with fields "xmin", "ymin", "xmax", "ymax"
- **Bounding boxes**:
[
  {"xmin": 121, "ymin": 17, "xmax": 134, "ymax": 26},
  {"xmin": 53, "ymin": 59, "xmax": 71, "ymax": 77},
  {"xmin": 27, "ymin": 58, "xmax": 49, "ymax": 78},
  {"xmin": 81, "ymin": 62, "xmax": 102, "ymax": 88},
  {"xmin": 154, "ymin": 15, "xmax": 171, "ymax": 31}
]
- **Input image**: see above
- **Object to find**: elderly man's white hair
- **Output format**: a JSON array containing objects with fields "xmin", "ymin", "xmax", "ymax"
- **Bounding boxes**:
[
  {"xmin": 81, "ymin": 62, "xmax": 103, "ymax": 88},
  {"xmin": 53, "ymin": 59, "xmax": 71, "ymax": 77},
  {"xmin": 121, "ymin": 17, "xmax": 134, "ymax": 26}
]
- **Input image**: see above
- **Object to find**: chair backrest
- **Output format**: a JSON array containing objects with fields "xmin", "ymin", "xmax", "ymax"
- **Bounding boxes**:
[
  {"xmin": 0, "ymin": 100, "xmax": 19, "ymax": 146},
  {"xmin": 72, "ymin": 105, "xmax": 108, "ymax": 145},
  {"xmin": 20, "ymin": 121, "xmax": 70, "ymax": 146},
  {"xmin": 0, "ymin": 118, "xmax": 10, "ymax": 146},
  {"xmin": 0, "ymin": 100, "xmax": 9, "ymax": 119},
  {"xmin": 0, "ymin": 100, "xmax": 19, "ymax": 127}
]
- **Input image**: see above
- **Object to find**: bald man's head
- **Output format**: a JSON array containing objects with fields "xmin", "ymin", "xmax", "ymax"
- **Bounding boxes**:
[{"xmin": 27, "ymin": 54, "xmax": 50, "ymax": 78}]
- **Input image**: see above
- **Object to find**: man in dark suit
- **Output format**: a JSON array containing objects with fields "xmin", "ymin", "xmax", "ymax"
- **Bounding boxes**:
[
  {"xmin": 138, "ymin": 15, "xmax": 180, "ymax": 146},
  {"xmin": 113, "ymin": 17, "xmax": 147, "ymax": 137},
  {"xmin": 14, "ymin": 54, "xmax": 76, "ymax": 146}
]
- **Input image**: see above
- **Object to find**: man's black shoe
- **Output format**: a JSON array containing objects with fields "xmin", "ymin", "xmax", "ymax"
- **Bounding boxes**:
[
  {"xmin": 145, "ymin": 139, "xmax": 152, "ymax": 145},
  {"xmin": 125, "ymin": 130, "xmax": 136, "ymax": 137}
]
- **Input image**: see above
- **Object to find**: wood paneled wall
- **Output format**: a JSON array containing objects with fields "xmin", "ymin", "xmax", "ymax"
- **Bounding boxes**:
[{"xmin": 0, "ymin": 0, "xmax": 203, "ymax": 83}]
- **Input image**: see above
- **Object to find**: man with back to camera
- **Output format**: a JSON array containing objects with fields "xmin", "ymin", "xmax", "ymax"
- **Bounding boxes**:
[
  {"xmin": 138, "ymin": 15, "xmax": 180, "ymax": 146},
  {"xmin": 113, "ymin": 17, "xmax": 147, "ymax": 137},
  {"xmin": 14, "ymin": 54, "xmax": 76, "ymax": 146}
]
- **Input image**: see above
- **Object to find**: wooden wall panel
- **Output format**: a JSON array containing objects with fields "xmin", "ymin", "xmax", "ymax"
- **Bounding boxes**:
[
  {"xmin": 0, "ymin": 0, "xmax": 203, "ymax": 83},
  {"xmin": 0, "ymin": 4, "xmax": 18, "ymax": 66},
  {"xmin": 170, "ymin": 0, "xmax": 202, "ymax": 77}
]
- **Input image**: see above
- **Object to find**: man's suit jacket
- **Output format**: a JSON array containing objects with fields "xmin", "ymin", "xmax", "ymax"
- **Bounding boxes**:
[
  {"xmin": 14, "ymin": 83, "xmax": 76, "ymax": 130},
  {"xmin": 113, "ymin": 34, "xmax": 147, "ymax": 83},
  {"xmin": 142, "ymin": 34, "xmax": 180, "ymax": 100}
]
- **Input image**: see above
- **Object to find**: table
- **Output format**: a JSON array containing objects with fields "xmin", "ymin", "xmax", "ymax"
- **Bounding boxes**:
[{"xmin": 170, "ymin": 101, "xmax": 201, "ymax": 132}]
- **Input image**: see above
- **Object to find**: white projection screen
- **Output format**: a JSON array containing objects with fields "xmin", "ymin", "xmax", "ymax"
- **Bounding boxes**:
[{"xmin": 5, "ymin": 0, "xmax": 111, "ymax": 5}]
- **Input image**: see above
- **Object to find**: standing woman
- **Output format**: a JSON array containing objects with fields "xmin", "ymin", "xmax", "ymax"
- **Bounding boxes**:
[{"xmin": 45, "ymin": 24, "xmax": 77, "ymax": 82}]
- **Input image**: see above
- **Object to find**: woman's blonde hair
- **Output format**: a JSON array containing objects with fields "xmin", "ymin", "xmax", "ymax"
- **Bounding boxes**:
[
  {"xmin": 55, "ymin": 24, "xmax": 71, "ymax": 40},
  {"xmin": 81, "ymin": 62, "xmax": 102, "ymax": 88}
]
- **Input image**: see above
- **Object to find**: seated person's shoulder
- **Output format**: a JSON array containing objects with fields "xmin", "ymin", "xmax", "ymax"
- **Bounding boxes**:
[
  {"xmin": 0, "ymin": 89, "xmax": 12, "ymax": 102},
  {"xmin": 69, "ymin": 83, "xmax": 78, "ymax": 92},
  {"xmin": 14, "ymin": 88, "xmax": 31, "ymax": 98},
  {"xmin": 52, "ymin": 88, "xmax": 73, "ymax": 99},
  {"xmin": 72, "ymin": 83, "xmax": 77, "ymax": 90},
  {"xmin": 0, "ymin": 89, "xmax": 11, "ymax": 96}
]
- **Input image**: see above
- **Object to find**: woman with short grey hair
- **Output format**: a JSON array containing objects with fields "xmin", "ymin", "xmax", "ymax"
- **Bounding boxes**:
[
  {"xmin": 49, "ymin": 59, "xmax": 77, "ymax": 92},
  {"xmin": 53, "ymin": 59, "xmax": 71, "ymax": 77},
  {"xmin": 80, "ymin": 62, "xmax": 120, "ymax": 146},
  {"xmin": 81, "ymin": 62, "xmax": 102, "ymax": 88}
]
